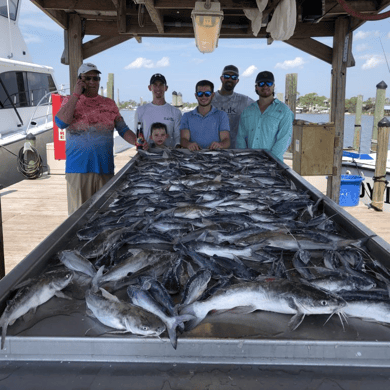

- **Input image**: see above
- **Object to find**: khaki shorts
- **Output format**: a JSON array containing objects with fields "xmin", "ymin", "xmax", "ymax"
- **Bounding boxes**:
[{"xmin": 66, "ymin": 173, "xmax": 114, "ymax": 215}]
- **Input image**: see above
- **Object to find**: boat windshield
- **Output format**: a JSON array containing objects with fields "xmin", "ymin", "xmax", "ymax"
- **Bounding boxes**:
[{"xmin": 0, "ymin": 0, "xmax": 19, "ymax": 21}]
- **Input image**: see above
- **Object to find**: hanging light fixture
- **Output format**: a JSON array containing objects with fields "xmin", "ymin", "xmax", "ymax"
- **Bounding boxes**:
[{"xmin": 191, "ymin": 1, "xmax": 224, "ymax": 54}]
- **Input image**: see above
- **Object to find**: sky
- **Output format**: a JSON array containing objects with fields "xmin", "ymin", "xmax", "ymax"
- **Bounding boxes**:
[{"xmin": 18, "ymin": 1, "xmax": 390, "ymax": 104}]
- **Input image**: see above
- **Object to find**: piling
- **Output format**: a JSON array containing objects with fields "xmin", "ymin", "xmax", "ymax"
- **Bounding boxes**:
[
  {"xmin": 107, "ymin": 73, "xmax": 114, "ymax": 100},
  {"xmin": 371, "ymin": 81, "xmax": 387, "ymax": 152},
  {"xmin": 371, "ymin": 117, "xmax": 390, "ymax": 211},
  {"xmin": 177, "ymin": 92, "xmax": 183, "ymax": 107},
  {"xmin": 353, "ymin": 94, "xmax": 363, "ymax": 152},
  {"xmin": 285, "ymin": 73, "xmax": 298, "ymax": 119},
  {"xmin": 276, "ymin": 93, "xmax": 284, "ymax": 103},
  {"xmin": 0, "ymin": 185, "xmax": 5, "ymax": 278},
  {"xmin": 172, "ymin": 91, "xmax": 178, "ymax": 106}
]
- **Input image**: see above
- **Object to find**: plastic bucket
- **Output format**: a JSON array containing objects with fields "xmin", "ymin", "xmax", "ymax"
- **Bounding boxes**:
[{"xmin": 339, "ymin": 175, "xmax": 364, "ymax": 207}]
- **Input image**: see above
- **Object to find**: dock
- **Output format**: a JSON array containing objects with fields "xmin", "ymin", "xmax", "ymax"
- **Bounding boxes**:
[{"xmin": 1, "ymin": 148, "xmax": 390, "ymax": 275}]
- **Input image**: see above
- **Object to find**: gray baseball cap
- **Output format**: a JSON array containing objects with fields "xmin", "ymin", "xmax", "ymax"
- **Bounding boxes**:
[
  {"xmin": 78, "ymin": 63, "xmax": 101, "ymax": 77},
  {"xmin": 222, "ymin": 65, "xmax": 239, "ymax": 76}
]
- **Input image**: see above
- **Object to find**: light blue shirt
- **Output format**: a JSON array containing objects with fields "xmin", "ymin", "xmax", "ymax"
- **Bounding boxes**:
[
  {"xmin": 236, "ymin": 98, "xmax": 294, "ymax": 161},
  {"xmin": 180, "ymin": 106, "xmax": 230, "ymax": 149}
]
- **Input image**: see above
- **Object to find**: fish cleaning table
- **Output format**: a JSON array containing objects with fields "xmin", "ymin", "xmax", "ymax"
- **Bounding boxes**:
[{"xmin": 1, "ymin": 149, "xmax": 390, "ymax": 368}]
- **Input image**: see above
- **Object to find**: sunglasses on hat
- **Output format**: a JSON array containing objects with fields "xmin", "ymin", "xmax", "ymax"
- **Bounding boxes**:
[
  {"xmin": 257, "ymin": 81, "xmax": 274, "ymax": 87},
  {"xmin": 196, "ymin": 91, "xmax": 212, "ymax": 98},
  {"xmin": 223, "ymin": 74, "xmax": 238, "ymax": 80}
]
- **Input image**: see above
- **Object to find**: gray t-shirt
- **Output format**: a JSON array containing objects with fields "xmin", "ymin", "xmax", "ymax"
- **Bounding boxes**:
[
  {"xmin": 134, "ymin": 102, "xmax": 182, "ymax": 148},
  {"xmin": 212, "ymin": 91, "xmax": 255, "ymax": 148}
]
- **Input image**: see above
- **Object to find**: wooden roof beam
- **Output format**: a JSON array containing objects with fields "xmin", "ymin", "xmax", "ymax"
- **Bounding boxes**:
[
  {"xmin": 31, "ymin": 0, "xmax": 68, "ymax": 29},
  {"xmin": 153, "ymin": 0, "xmax": 257, "ymax": 9},
  {"xmin": 84, "ymin": 19, "xmax": 335, "ymax": 37},
  {"xmin": 82, "ymin": 35, "xmax": 135, "ymax": 58},
  {"xmin": 286, "ymin": 38, "xmax": 333, "ymax": 64},
  {"xmin": 39, "ymin": 0, "xmax": 117, "ymax": 12},
  {"xmin": 136, "ymin": 1, "xmax": 165, "ymax": 34},
  {"xmin": 325, "ymin": 1, "xmax": 378, "ymax": 14}
]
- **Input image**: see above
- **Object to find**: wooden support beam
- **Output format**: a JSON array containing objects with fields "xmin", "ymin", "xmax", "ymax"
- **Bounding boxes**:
[
  {"xmin": 286, "ymin": 38, "xmax": 333, "ymax": 64},
  {"xmin": 84, "ymin": 20, "xmax": 335, "ymax": 37},
  {"xmin": 327, "ymin": 17, "xmax": 351, "ymax": 203},
  {"xmin": 31, "ymin": 0, "xmax": 68, "ymax": 29},
  {"xmin": 325, "ymin": 1, "xmax": 378, "ymax": 14},
  {"xmin": 82, "ymin": 36, "xmax": 135, "ymax": 58},
  {"xmin": 154, "ymin": 0, "xmax": 257, "ymax": 9},
  {"xmin": 39, "ymin": 0, "xmax": 117, "ymax": 12},
  {"xmin": 116, "ymin": 0, "xmax": 127, "ymax": 33},
  {"xmin": 144, "ymin": 1, "xmax": 165, "ymax": 34},
  {"xmin": 68, "ymin": 14, "xmax": 83, "ymax": 94}
]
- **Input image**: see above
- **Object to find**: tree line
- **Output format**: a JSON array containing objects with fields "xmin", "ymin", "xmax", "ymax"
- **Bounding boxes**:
[{"xmin": 297, "ymin": 92, "xmax": 390, "ymax": 114}]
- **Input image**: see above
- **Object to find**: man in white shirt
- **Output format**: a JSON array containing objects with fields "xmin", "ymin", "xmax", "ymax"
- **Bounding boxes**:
[
  {"xmin": 212, "ymin": 65, "xmax": 254, "ymax": 148},
  {"xmin": 134, "ymin": 73, "xmax": 182, "ymax": 148}
]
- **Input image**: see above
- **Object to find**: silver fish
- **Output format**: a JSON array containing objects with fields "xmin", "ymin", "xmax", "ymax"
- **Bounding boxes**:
[
  {"xmin": 127, "ymin": 286, "xmax": 195, "ymax": 349},
  {"xmin": 86, "ymin": 288, "xmax": 166, "ymax": 337},
  {"xmin": 98, "ymin": 249, "xmax": 179, "ymax": 285},
  {"xmin": 180, "ymin": 277, "xmax": 346, "ymax": 332},
  {"xmin": 0, "ymin": 269, "xmax": 73, "ymax": 349},
  {"xmin": 59, "ymin": 250, "xmax": 97, "ymax": 278}
]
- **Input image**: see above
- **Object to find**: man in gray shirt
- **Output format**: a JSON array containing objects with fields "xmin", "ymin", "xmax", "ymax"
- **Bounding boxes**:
[
  {"xmin": 135, "ymin": 73, "xmax": 181, "ymax": 148},
  {"xmin": 212, "ymin": 65, "xmax": 254, "ymax": 148}
]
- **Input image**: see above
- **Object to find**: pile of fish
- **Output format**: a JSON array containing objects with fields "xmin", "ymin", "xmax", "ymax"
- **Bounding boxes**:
[{"xmin": 2, "ymin": 148, "xmax": 390, "ymax": 350}]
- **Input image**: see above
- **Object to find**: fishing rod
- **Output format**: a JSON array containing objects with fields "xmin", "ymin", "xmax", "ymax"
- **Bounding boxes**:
[{"xmin": 379, "ymin": 36, "xmax": 390, "ymax": 74}]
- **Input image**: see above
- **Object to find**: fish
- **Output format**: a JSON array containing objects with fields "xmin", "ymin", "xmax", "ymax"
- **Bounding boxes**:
[
  {"xmin": 59, "ymin": 250, "xmax": 97, "ymax": 278},
  {"xmin": 0, "ymin": 269, "xmax": 73, "ymax": 349},
  {"xmin": 97, "ymin": 249, "xmax": 179, "ymax": 285},
  {"xmin": 308, "ymin": 274, "xmax": 376, "ymax": 293},
  {"xmin": 127, "ymin": 286, "xmax": 195, "ymax": 349},
  {"xmin": 177, "ymin": 269, "xmax": 212, "ymax": 310},
  {"xmin": 85, "ymin": 288, "xmax": 166, "ymax": 337},
  {"xmin": 180, "ymin": 277, "xmax": 346, "ymax": 332}
]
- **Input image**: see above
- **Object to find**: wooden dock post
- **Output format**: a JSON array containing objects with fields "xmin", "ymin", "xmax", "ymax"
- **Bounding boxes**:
[
  {"xmin": 371, "ymin": 81, "xmax": 387, "ymax": 152},
  {"xmin": 285, "ymin": 74, "xmax": 298, "ymax": 119},
  {"xmin": 107, "ymin": 73, "xmax": 114, "ymax": 100},
  {"xmin": 371, "ymin": 117, "xmax": 390, "ymax": 211},
  {"xmin": 353, "ymin": 94, "xmax": 363, "ymax": 152},
  {"xmin": 0, "ymin": 186, "xmax": 5, "ymax": 279}
]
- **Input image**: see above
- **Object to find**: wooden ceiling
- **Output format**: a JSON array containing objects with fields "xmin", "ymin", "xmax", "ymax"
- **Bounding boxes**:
[
  {"xmin": 32, "ymin": 1, "xmax": 390, "ymax": 39},
  {"xmin": 31, "ymin": 1, "xmax": 390, "ymax": 65}
]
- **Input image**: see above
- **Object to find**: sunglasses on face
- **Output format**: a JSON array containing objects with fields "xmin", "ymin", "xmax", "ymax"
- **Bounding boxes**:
[
  {"xmin": 223, "ymin": 74, "xmax": 238, "ymax": 80},
  {"xmin": 196, "ymin": 91, "xmax": 212, "ymax": 98},
  {"xmin": 257, "ymin": 81, "xmax": 274, "ymax": 87},
  {"xmin": 82, "ymin": 76, "xmax": 100, "ymax": 82}
]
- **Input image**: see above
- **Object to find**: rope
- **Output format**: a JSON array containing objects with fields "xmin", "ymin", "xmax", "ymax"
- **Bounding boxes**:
[
  {"xmin": 17, "ymin": 146, "xmax": 44, "ymax": 180},
  {"xmin": 336, "ymin": 0, "xmax": 390, "ymax": 20},
  {"xmin": 372, "ymin": 175, "xmax": 389, "ymax": 185}
]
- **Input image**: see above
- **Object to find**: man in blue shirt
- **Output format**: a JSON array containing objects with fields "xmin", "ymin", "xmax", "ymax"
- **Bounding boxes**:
[
  {"xmin": 236, "ymin": 71, "xmax": 294, "ymax": 161},
  {"xmin": 180, "ymin": 80, "xmax": 230, "ymax": 151}
]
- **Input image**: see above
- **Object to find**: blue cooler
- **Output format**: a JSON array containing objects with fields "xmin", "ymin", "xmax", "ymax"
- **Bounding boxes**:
[{"xmin": 339, "ymin": 175, "xmax": 364, "ymax": 207}]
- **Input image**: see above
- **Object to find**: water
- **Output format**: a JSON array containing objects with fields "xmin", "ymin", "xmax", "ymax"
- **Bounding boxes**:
[
  {"xmin": 114, "ymin": 110, "xmax": 136, "ymax": 153},
  {"xmin": 296, "ymin": 113, "xmax": 390, "ymax": 154},
  {"xmin": 118, "ymin": 110, "xmax": 390, "ymax": 154}
]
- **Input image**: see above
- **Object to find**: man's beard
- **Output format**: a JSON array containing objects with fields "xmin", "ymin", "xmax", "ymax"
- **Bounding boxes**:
[{"xmin": 223, "ymin": 82, "xmax": 235, "ymax": 92}]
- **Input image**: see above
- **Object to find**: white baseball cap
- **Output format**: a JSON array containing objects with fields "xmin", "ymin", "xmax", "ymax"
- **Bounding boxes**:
[{"xmin": 78, "ymin": 63, "xmax": 101, "ymax": 77}]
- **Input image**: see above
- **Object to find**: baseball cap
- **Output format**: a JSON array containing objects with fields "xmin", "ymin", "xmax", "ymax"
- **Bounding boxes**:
[
  {"xmin": 78, "ymin": 63, "xmax": 101, "ymax": 77},
  {"xmin": 255, "ymin": 71, "xmax": 274, "ymax": 83},
  {"xmin": 222, "ymin": 65, "xmax": 239, "ymax": 76},
  {"xmin": 150, "ymin": 73, "xmax": 167, "ymax": 85}
]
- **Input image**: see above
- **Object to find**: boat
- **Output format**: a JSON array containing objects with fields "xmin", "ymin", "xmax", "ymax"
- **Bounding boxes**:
[
  {"xmin": 342, "ymin": 150, "xmax": 390, "ymax": 210},
  {"xmin": 0, "ymin": 0, "xmax": 59, "ymax": 188}
]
